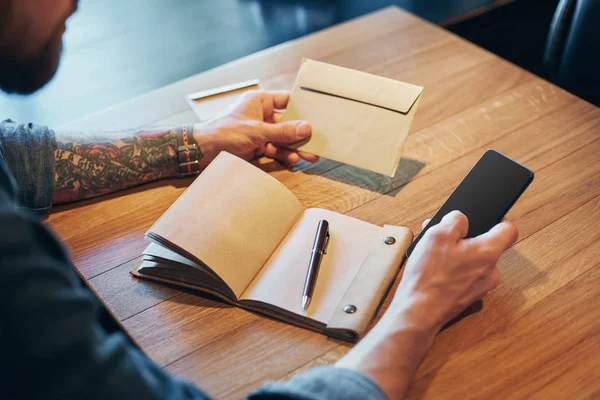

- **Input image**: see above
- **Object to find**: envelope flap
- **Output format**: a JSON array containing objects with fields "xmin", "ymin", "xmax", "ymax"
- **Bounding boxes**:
[{"xmin": 297, "ymin": 59, "xmax": 423, "ymax": 114}]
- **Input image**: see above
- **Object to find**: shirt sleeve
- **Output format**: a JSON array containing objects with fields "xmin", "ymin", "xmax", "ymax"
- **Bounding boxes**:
[
  {"xmin": 0, "ymin": 160, "xmax": 211, "ymax": 400},
  {"xmin": 0, "ymin": 119, "xmax": 56, "ymax": 210},
  {"xmin": 248, "ymin": 366, "xmax": 387, "ymax": 400}
]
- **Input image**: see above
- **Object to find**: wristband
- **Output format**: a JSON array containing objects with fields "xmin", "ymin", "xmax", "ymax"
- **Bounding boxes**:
[{"xmin": 175, "ymin": 124, "xmax": 203, "ymax": 177}]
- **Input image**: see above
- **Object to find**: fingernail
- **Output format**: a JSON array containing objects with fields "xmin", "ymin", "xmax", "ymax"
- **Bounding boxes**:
[{"xmin": 296, "ymin": 122, "xmax": 311, "ymax": 138}]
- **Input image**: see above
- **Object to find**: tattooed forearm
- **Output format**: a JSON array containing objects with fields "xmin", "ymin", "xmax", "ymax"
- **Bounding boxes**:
[{"xmin": 53, "ymin": 128, "xmax": 178, "ymax": 203}]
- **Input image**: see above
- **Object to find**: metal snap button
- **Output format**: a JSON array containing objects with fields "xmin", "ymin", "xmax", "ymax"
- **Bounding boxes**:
[
  {"xmin": 384, "ymin": 236, "xmax": 396, "ymax": 245},
  {"xmin": 344, "ymin": 305, "xmax": 357, "ymax": 314}
]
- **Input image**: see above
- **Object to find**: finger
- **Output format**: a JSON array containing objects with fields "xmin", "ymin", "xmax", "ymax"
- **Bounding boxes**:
[
  {"xmin": 272, "ymin": 112, "xmax": 284, "ymax": 123},
  {"xmin": 421, "ymin": 219, "xmax": 431, "ymax": 230},
  {"xmin": 240, "ymin": 89, "xmax": 264, "ymax": 105},
  {"xmin": 267, "ymin": 90, "xmax": 292, "ymax": 110},
  {"xmin": 267, "ymin": 90, "xmax": 292, "ymax": 123},
  {"xmin": 471, "ymin": 266, "xmax": 501, "ymax": 303},
  {"xmin": 259, "ymin": 120, "xmax": 311, "ymax": 144},
  {"xmin": 298, "ymin": 151, "xmax": 319, "ymax": 163},
  {"xmin": 437, "ymin": 210, "xmax": 469, "ymax": 241},
  {"xmin": 472, "ymin": 219, "xmax": 519, "ymax": 252},
  {"xmin": 264, "ymin": 143, "xmax": 301, "ymax": 164},
  {"xmin": 257, "ymin": 90, "xmax": 275, "ymax": 121},
  {"xmin": 252, "ymin": 143, "xmax": 267, "ymax": 159},
  {"xmin": 486, "ymin": 267, "xmax": 502, "ymax": 291},
  {"xmin": 255, "ymin": 90, "xmax": 291, "ymax": 116}
]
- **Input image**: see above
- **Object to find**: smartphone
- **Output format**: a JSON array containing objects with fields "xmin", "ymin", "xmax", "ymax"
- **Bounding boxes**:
[{"xmin": 406, "ymin": 149, "xmax": 534, "ymax": 257}]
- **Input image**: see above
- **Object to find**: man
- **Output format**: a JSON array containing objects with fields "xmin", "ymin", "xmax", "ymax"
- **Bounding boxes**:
[
  {"xmin": 0, "ymin": 1, "xmax": 519, "ymax": 399},
  {"xmin": 0, "ymin": 1, "xmax": 318, "ymax": 211}
]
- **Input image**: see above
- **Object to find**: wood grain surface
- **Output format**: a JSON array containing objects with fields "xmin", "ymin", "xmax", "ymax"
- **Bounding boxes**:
[{"xmin": 48, "ymin": 6, "xmax": 600, "ymax": 399}]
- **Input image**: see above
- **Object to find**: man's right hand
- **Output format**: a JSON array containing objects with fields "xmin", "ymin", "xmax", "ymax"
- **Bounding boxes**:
[
  {"xmin": 391, "ymin": 210, "xmax": 518, "ymax": 334},
  {"xmin": 336, "ymin": 211, "xmax": 518, "ymax": 400}
]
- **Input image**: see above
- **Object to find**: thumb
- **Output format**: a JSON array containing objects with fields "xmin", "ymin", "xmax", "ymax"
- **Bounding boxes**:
[
  {"xmin": 260, "ymin": 120, "xmax": 311, "ymax": 144},
  {"xmin": 469, "ymin": 219, "xmax": 518, "ymax": 253}
]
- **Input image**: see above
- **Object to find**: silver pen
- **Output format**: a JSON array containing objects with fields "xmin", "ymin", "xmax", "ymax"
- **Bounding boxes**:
[{"xmin": 301, "ymin": 220, "xmax": 330, "ymax": 311}]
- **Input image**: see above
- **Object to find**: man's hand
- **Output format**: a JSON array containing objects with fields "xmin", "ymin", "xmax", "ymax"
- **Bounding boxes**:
[
  {"xmin": 336, "ymin": 211, "xmax": 518, "ymax": 400},
  {"xmin": 52, "ymin": 90, "xmax": 316, "ymax": 204},
  {"xmin": 391, "ymin": 211, "xmax": 518, "ymax": 333},
  {"xmin": 193, "ymin": 90, "xmax": 319, "ymax": 168}
]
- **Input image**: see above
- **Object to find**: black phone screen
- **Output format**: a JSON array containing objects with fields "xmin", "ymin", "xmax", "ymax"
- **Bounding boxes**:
[{"xmin": 406, "ymin": 149, "xmax": 534, "ymax": 257}]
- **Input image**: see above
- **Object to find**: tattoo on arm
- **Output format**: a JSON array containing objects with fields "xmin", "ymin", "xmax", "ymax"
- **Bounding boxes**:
[{"xmin": 53, "ymin": 128, "xmax": 178, "ymax": 203}]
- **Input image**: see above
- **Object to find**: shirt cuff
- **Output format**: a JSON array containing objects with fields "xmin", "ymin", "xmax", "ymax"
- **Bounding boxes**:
[
  {"xmin": 0, "ymin": 119, "xmax": 56, "ymax": 211},
  {"xmin": 248, "ymin": 366, "xmax": 387, "ymax": 400}
]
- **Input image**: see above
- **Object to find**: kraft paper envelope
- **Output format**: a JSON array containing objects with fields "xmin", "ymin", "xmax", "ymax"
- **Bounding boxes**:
[
  {"xmin": 282, "ymin": 59, "xmax": 423, "ymax": 177},
  {"xmin": 186, "ymin": 79, "xmax": 260, "ymax": 121}
]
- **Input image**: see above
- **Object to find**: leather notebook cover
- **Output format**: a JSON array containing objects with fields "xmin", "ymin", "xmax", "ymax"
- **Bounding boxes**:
[
  {"xmin": 282, "ymin": 59, "xmax": 423, "ymax": 177},
  {"xmin": 133, "ymin": 152, "xmax": 413, "ymax": 341}
]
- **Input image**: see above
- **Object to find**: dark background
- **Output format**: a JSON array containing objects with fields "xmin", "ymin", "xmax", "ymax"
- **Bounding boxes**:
[{"xmin": 0, "ymin": 0, "xmax": 559, "ymax": 128}]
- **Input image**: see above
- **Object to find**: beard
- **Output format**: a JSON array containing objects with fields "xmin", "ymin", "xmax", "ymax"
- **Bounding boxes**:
[{"xmin": 0, "ymin": 33, "xmax": 63, "ymax": 95}]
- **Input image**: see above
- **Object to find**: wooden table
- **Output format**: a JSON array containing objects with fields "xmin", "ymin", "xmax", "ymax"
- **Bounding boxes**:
[{"xmin": 50, "ymin": 6, "xmax": 600, "ymax": 399}]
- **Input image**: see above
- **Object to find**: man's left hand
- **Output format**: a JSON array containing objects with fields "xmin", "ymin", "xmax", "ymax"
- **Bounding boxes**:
[{"xmin": 193, "ymin": 90, "xmax": 319, "ymax": 168}]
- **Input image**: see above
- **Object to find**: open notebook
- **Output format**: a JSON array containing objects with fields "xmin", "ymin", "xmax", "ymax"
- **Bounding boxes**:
[{"xmin": 133, "ymin": 152, "xmax": 413, "ymax": 341}]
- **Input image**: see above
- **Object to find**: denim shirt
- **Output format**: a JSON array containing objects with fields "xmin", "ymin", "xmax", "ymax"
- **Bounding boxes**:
[
  {"xmin": 0, "ymin": 119, "xmax": 56, "ymax": 211},
  {"xmin": 0, "ymin": 121, "xmax": 386, "ymax": 400}
]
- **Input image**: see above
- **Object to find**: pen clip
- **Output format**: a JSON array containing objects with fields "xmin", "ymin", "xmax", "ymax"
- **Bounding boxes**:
[{"xmin": 323, "ymin": 231, "xmax": 330, "ymax": 255}]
